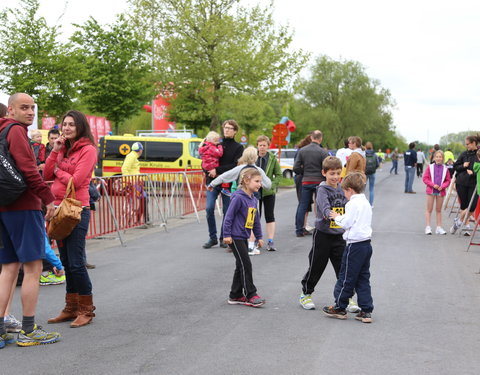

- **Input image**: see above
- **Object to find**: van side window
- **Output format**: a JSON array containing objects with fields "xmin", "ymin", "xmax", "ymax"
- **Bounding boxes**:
[
  {"xmin": 146, "ymin": 142, "xmax": 182, "ymax": 162},
  {"xmin": 189, "ymin": 141, "xmax": 200, "ymax": 158},
  {"xmin": 105, "ymin": 140, "xmax": 135, "ymax": 160}
]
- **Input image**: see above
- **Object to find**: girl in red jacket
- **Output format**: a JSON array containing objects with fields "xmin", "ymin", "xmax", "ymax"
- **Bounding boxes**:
[{"xmin": 44, "ymin": 110, "xmax": 98, "ymax": 328}]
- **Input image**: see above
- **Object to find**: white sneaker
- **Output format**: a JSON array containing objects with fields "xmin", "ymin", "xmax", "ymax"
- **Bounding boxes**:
[
  {"xmin": 248, "ymin": 248, "xmax": 261, "ymax": 256},
  {"xmin": 450, "ymin": 218, "xmax": 460, "ymax": 234},
  {"xmin": 463, "ymin": 224, "xmax": 472, "ymax": 236},
  {"xmin": 347, "ymin": 298, "xmax": 361, "ymax": 313},
  {"xmin": 299, "ymin": 293, "xmax": 315, "ymax": 310},
  {"xmin": 436, "ymin": 226, "xmax": 446, "ymax": 235},
  {"xmin": 425, "ymin": 226, "xmax": 432, "ymax": 235}
]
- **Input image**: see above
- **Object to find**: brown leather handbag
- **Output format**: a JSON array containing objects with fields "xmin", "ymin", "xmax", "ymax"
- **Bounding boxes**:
[{"xmin": 47, "ymin": 178, "xmax": 83, "ymax": 240}]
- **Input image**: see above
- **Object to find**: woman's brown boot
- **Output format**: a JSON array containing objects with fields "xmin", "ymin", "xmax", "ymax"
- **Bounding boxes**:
[
  {"xmin": 48, "ymin": 293, "xmax": 79, "ymax": 323},
  {"xmin": 70, "ymin": 295, "xmax": 96, "ymax": 328}
]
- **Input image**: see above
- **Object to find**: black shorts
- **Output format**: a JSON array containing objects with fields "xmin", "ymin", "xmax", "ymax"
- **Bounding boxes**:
[
  {"xmin": 456, "ymin": 184, "xmax": 478, "ymax": 211},
  {"xmin": 260, "ymin": 194, "xmax": 276, "ymax": 223}
]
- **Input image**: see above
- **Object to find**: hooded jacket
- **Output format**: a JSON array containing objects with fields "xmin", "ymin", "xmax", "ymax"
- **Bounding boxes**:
[
  {"xmin": 0, "ymin": 118, "xmax": 54, "ymax": 211},
  {"xmin": 223, "ymin": 189, "xmax": 262, "ymax": 240},
  {"xmin": 454, "ymin": 149, "xmax": 477, "ymax": 187},
  {"xmin": 44, "ymin": 137, "xmax": 97, "ymax": 206},
  {"xmin": 315, "ymin": 181, "xmax": 348, "ymax": 235}
]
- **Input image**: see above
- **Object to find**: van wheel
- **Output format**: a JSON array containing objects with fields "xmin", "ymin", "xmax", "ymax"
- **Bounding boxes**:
[{"xmin": 283, "ymin": 170, "xmax": 293, "ymax": 179}]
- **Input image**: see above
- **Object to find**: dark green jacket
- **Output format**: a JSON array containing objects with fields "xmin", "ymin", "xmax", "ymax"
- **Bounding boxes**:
[{"xmin": 258, "ymin": 151, "xmax": 282, "ymax": 197}]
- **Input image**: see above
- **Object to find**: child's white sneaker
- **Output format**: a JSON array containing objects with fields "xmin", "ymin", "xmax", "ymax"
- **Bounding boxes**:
[
  {"xmin": 436, "ymin": 226, "xmax": 446, "ymax": 235},
  {"xmin": 425, "ymin": 226, "xmax": 432, "ymax": 235},
  {"xmin": 248, "ymin": 248, "xmax": 261, "ymax": 256}
]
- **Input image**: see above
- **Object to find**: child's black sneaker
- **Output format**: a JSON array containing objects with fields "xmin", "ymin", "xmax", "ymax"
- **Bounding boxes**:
[
  {"xmin": 245, "ymin": 295, "xmax": 265, "ymax": 307},
  {"xmin": 355, "ymin": 311, "xmax": 372, "ymax": 323},
  {"xmin": 322, "ymin": 305, "xmax": 347, "ymax": 320}
]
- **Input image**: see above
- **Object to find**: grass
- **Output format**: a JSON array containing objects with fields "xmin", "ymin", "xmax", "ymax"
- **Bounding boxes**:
[{"xmin": 278, "ymin": 177, "xmax": 295, "ymax": 187}]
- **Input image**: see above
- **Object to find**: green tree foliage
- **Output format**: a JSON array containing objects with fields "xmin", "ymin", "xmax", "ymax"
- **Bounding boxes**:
[
  {"xmin": 128, "ymin": 0, "xmax": 308, "ymax": 131},
  {"xmin": 71, "ymin": 15, "xmax": 154, "ymax": 134},
  {"xmin": 294, "ymin": 55, "xmax": 398, "ymax": 150},
  {"xmin": 0, "ymin": 0, "xmax": 80, "ymax": 117}
]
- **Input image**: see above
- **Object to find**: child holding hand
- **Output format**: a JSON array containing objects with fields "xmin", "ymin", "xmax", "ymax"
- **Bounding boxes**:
[
  {"xmin": 223, "ymin": 168, "xmax": 265, "ymax": 307},
  {"xmin": 422, "ymin": 150, "xmax": 451, "ymax": 235}
]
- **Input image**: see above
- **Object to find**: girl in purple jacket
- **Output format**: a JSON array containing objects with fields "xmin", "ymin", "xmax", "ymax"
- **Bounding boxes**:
[
  {"xmin": 423, "ymin": 150, "xmax": 451, "ymax": 235},
  {"xmin": 223, "ymin": 168, "xmax": 265, "ymax": 307}
]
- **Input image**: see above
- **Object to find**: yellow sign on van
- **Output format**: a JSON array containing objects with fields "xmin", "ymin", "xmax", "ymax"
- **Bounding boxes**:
[{"xmin": 119, "ymin": 144, "xmax": 131, "ymax": 155}]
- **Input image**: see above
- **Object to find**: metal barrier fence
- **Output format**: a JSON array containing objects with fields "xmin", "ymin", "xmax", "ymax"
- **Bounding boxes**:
[{"xmin": 49, "ymin": 171, "xmax": 207, "ymax": 247}]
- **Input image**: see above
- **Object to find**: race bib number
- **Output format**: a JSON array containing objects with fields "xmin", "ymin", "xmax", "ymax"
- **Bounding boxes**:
[
  {"xmin": 245, "ymin": 207, "xmax": 257, "ymax": 229},
  {"xmin": 330, "ymin": 207, "xmax": 344, "ymax": 228}
]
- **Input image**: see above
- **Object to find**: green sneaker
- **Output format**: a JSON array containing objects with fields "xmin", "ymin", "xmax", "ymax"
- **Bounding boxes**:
[
  {"xmin": 40, "ymin": 272, "xmax": 66, "ymax": 286},
  {"xmin": 0, "ymin": 332, "xmax": 16, "ymax": 348},
  {"xmin": 17, "ymin": 325, "xmax": 61, "ymax": 347}
]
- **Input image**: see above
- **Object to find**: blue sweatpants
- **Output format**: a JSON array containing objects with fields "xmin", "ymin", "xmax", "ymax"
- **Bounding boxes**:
[{"xmin": 334, "ymin": 240, "xmax": 374, "ymax": 313}]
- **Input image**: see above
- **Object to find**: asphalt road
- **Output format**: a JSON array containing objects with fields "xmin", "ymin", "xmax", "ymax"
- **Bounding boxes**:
[{"xmin": 4, "ymin": 164, "xmax": 480, "ymax": 375}]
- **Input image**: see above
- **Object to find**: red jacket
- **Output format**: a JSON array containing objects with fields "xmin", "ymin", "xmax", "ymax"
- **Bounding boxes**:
[
  {"xmin": 199, "ymin": 141, "xmax": 223, "ymax": 171},
  {"xmin": 0, "ymin": 118, "xmax": 55, "ymax": 211},
  {"xmin": 44, "ymin": 137, "xmax": 97, "ymax": 206}
]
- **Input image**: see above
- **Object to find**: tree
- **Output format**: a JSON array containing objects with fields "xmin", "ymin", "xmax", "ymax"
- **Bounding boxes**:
[
  {"xmin": 128, "ymin": 0, "xmax": 308, "ymax": 131},
  {"xmin": 295, "ymin": 55, "xmax": 397, "ymax": 150},
  {"xmin": 71, "ymin": 15, "xmax": 154, "ymax": 134},
  {"xmin": 0, "ymin": 0, "xmax": 81, "ymax": 117}
]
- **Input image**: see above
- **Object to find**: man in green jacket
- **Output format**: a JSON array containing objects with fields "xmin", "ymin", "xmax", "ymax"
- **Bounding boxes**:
[{"xmin": 255, "ymin": 135, "xmax": 283, "ymax": 252}]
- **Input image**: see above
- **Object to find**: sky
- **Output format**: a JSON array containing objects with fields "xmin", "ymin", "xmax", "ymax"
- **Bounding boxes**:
[{"xmin": 1, "ymin": 0, "xmax": 479, "ymax": 144}]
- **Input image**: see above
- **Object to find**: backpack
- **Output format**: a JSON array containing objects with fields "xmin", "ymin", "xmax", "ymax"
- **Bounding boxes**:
[
  {"xmin": 0, "ymin": 123, "xmax": 27, "ymax": 206},
  {"xmin": 365, "ymin": 152, "xmax": 378, "ymax": 175}
]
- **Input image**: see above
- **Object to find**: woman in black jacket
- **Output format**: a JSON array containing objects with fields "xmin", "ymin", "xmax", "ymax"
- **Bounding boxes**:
[{"xmin": 450, "ymin": 135, "xmax": 479, "ymax": 235}]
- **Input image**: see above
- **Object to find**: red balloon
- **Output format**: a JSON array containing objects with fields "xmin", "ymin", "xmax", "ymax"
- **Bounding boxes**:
[
  {"xmin": 286, "ymin": 120, "xmax": 296, "ymax": 132},
  {"xmin": 143, "ymin": 105, "xmax": 152, "ymax": 113}
]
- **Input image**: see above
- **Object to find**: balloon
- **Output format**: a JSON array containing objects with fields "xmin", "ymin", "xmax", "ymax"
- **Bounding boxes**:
[{"xmin": 143, "ymin": 105, "xmax": 152, "ymax": 112}]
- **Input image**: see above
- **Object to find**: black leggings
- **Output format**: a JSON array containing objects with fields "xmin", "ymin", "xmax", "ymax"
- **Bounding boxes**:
[
  {"xmin": 456, "ymin": 184, "xmax": 478, "ymax": 211},
  {"xmin": 259, "ymin": 194, "xmax": 276, "ymax": 223}
]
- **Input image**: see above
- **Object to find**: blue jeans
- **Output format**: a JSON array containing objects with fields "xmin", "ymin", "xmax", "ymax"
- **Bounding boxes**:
[
  {"xmin": 404, "ymin": 166, "xmax": 415, "ymax": 193},
  {"xmin": 295, "ymin": 183, "xmax": 319, "ymax": 234},
  {"xmin": 390, "ymin": 160, "xmax": 398, "ymax": 174},
  {"xmin": 206, "ymin": 186, "xmax": 231, "ymax": 240},
  {"xmin": 57, "ymin": 208, "xmax": 92, "ymax": 295},
  {"xmin": 366, "ymin": 173, "xmax": 375, "ymax": 205}
]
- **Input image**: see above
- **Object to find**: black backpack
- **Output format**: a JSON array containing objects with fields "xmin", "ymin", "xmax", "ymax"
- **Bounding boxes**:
[
  {"xmin": 0, "ymin": 123, "xmax": 27, "ymax": 206},
  {"xmin": 365, "ymin": 152, "xmax": 378, "ymax": 175}
]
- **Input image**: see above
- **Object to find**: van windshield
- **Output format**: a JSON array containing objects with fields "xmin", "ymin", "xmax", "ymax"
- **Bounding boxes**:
[{"xmin": 189, "ymin": 141, "xmax": 200, "ymax": 159}]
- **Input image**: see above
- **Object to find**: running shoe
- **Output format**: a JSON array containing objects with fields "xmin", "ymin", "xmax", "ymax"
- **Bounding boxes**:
[
  {"xmin": 322, "ymin": 305, "xmax": 347, "ymax": 320},
  {"xmin": 4, "ymin": 314, "xmax": 21, "ymax": 333},
  {"xmin": 435, "ymin": 226, "xmax": 447, "ymax": 235},
  {"xmin": 347, "ymin": 298, "xmax": 361, "ymax": 313},
  {"xmin": 245, "ymin": 295, "xmax": 265, "ymax": 307},
  {"xmin": 450, "ymin": 218, "xmax": 460, "ymax": 234},
  {"xmin": 248, "ymin": 247, "xmax": 261, "ymax": 256},
  {"xmin": 463, "ymin": 224, "xmax": 472, "ymax": 236},
  {"xmin": 0, "ymin": 332, "xmax": 16, "ymax": 348},
  {"xmin": 425, "ymin": 226, "xmax": 432, "ymax": 235},
  {"xmin": 227, "ymin": 296, "xmax": 247, "ymax": 305},
  {"xmin": 267, "ymin": 240, "xmax": 277, "ymax": 251},
  {"xmin": 40, "ymin": 272, "xmax": 66, "ymax": 286},
  {"xmin": 299, "ymin": 294, "xmax": 315, "ymax": 310},
  {"xmin": 16, "ymin": 325, "xmax": 61, "ymax": 347},
  {"xmin": 355, "ymin": 311, "xmax": 372, "ymax": 323},
  {"xmin": 220, "ymin": 189, "xmax": 231, "ymax": 197}
]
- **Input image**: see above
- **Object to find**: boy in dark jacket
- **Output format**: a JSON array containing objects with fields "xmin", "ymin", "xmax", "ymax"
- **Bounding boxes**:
[{"xmin": 299, "ymin": 156, "xmax": 359, "ymax": 313}]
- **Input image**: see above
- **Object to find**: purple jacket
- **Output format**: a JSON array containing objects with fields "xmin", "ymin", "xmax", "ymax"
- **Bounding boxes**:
[{"xmin": 223, "ymin": 189, "xmax": 262, "ymax": 240}]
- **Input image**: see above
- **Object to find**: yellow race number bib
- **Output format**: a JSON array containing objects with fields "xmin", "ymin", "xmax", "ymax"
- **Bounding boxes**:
[
  {"xmin": 330, "ymin": 207, "xmax": 344, "ymax": 228},
  {"xmin": 245, "ymin": 207, "xmax": 257, "ymax": 229}
]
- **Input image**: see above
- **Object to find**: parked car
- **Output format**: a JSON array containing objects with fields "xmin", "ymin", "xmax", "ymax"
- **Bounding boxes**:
[{"xmin": 271, "ymin": 148, "xmax": 297, "ymax": 179}]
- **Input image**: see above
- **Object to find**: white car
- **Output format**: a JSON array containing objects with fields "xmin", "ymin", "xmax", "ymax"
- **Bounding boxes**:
[{"xmin": 271, "ymin": 148, "xmax": 297, "ymax": 179}]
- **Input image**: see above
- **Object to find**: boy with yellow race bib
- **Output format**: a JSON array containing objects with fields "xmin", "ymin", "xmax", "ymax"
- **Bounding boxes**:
[{"xmin": 299, "ymin": 156, "xmax": 357, "ymax": 311}]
